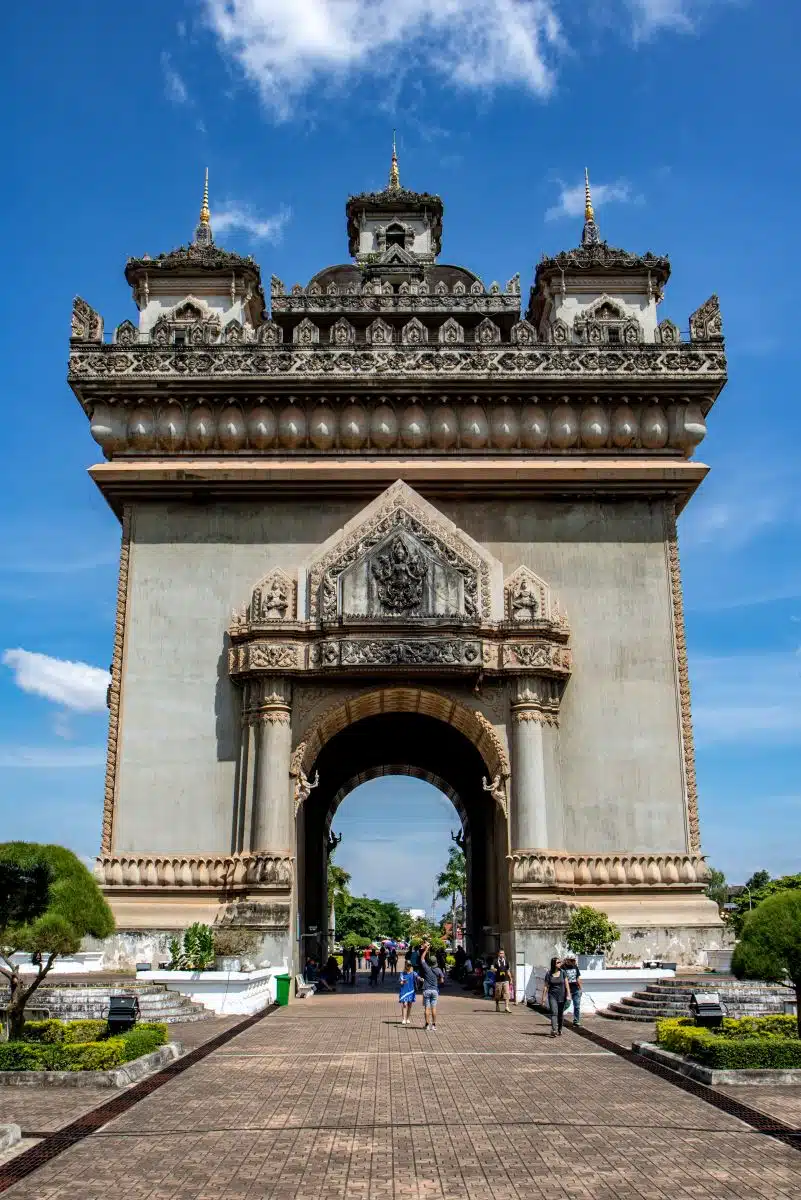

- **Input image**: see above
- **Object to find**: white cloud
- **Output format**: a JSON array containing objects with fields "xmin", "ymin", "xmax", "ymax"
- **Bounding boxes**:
[
  {"xmin": 213, "ymin": 203, "xmax": 291, "ymax": 242},
  {"xmin": 545, "ymin": 178, "xmax": 636, "ymax": 221},
  {"xmin": 202, "ymin": 0, "xmax": 564, "ymax": 119},
  {"xmin": 692, "ymin": 652, "xmax": 801, "ymax": 746},
  {"xmin": 0, "ymin": 746, "xmax": 105, "ymax": 769},
  {"xmin": 626, "ymin": 0, "xmax": 697, "ymax": 39},
  {"xmin": 3, "ymin": 650, "xmax": 110, "ymax": 714},
  {"xmin": 161, "ymin": 51, "xmax": 190, "ymax": 106}
]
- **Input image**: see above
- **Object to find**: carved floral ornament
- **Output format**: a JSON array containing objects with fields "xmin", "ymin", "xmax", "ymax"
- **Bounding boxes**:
[{"xmin": 227, "ymin": 483, "xmax": 572, "ymax": 688}]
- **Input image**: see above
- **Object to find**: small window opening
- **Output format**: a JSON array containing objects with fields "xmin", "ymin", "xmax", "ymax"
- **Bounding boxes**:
[
  {"xmin": 173, "ymin": 331, "xmax": 187, "ymax": 347},
  {"xmin": 386, "ymin": 223, "xmax": 405, "ymax": 248},
  {"xmin": 606, "ymin": 326, "xmax": 620, "ymax": 345}
]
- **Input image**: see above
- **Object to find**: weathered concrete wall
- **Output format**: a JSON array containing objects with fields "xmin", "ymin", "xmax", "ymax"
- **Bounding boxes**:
[
  {"xmin": 438, "ymin": 497, "xmax": 686, "ymax": 854},
  {"xmin": 116, "ymin": 494, "xmax": 686, "ymax": 858}
]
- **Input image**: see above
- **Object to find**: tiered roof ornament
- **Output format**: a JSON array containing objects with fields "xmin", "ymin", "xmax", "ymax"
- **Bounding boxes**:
[
  {"xmin": 388, "ymin": 131, "xmax": 401, "ymax": 193},
  {"xmin": 581, "ymin": 168, "xmax": 600, "ymax": 248},
  {"xmin": 195, "ymin": 168, "xmax": 213, "ymax": 249}
]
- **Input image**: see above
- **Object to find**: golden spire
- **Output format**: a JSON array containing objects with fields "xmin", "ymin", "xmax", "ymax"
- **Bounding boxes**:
[
  {"xmin": 199, "ymin": 168, "xmax": 210, "ymax": 226},
  {"xmin": 388, "ymin": 131, "xmax": 400, "ymax": 191},
  {"xmin": 584, "ymin": 167, "xmax": 594, "ymax": 223}
]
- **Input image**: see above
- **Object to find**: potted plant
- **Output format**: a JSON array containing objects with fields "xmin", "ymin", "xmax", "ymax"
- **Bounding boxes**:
[
  {"xmin": 167, "ymin": 923, "xmax": 215, "ymax": 971},
  {"xmin": 212, "ymin": 927, "xmax": 258, "ymax": 973},
  {"xmin": 565, "ymin": 906, "xmax": 620, "ymax": 970}
]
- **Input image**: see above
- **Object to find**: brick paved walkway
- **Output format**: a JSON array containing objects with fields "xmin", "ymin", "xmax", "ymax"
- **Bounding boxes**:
[{"xmin": 2, "ymin": 982, "xmax": 801, "ymax": 1198}]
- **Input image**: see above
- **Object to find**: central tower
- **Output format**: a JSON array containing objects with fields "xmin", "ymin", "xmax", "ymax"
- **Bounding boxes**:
[{"xmin": 69, "ymin": 153, "xmax": 726, "ymax": 975}]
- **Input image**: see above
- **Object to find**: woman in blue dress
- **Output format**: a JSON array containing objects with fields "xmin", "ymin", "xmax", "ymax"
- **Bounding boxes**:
[{"xmin": 398, "ymin": 957, "xmax": 418, "ymax": 1025}]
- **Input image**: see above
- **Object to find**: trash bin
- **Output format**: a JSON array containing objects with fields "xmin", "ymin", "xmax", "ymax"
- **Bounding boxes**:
[{"xmin": 275, "ymin": 974, "xmax": 291, "ymax": 1007}]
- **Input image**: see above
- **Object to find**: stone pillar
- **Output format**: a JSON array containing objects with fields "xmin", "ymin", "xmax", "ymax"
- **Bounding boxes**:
[
  {"xmin": 510, "ymin": 678, "xmax": 562, "ymax": 850},
  {"xmin": 249, "ymin": 678, "xmax": 293, "ymax": 852}
]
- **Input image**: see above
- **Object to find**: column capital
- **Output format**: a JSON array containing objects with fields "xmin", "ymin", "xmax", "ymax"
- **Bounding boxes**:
[
  {"xmin": 243, "ymin": 678, "xmax": 293, "ymax": 726},
  {"xmin": 510, "ymin": 675, "xmax": 561, "ymax": 725}
]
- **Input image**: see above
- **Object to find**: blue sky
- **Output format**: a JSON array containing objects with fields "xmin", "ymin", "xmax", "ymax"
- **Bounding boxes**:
[{"xmin": 2, "ymin": 1, "xmax": 800, "ymax": 909}]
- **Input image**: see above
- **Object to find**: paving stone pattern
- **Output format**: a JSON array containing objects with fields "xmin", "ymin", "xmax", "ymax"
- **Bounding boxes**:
[{"xmin": 1, "ymin": 983, "xmax": 800, "ymax": 1198}]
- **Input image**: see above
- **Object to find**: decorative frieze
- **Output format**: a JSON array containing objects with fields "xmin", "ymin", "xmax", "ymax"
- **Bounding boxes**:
[
  {"xmin": 667, "ymin": 505, "xmax": 701, "ymax": 852},
  {"xmin": 69, "ymin": 342, "xmax": 727, "ymax": 387},
  {"xmin": 509, "ymin": 851, "xmax": 710, "ymax": 889},
  {"xmin": 95, "ymin": 853, "xmax": 294, "ymax": 890},
  {"xmin": 84, "ymin": 393, "xmax": 712, "ymax": 458}
]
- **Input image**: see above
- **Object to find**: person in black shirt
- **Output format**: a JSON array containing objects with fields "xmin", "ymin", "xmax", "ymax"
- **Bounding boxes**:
[
  {"xmin": 540, "ymin": 956, "xmax": 571, "ymax": 1037},
  {"xmin": 493, "ymin": 948, "xmax": 512, "ymax": 1013}
]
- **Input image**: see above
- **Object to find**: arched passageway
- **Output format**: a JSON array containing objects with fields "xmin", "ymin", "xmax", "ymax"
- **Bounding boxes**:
[{"xmin": 296, "ymin": 711, "xmax": 510, "ymax": 967}]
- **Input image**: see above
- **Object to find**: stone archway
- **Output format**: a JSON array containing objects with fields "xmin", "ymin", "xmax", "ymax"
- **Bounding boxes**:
[{"xmin": 295, "ymin": 699, "xmax": 511, "ymax": 968}]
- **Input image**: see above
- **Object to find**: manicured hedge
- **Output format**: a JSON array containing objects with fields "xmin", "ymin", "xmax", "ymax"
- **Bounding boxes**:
[
  {"xmin": 0, "ymin": 1021, "xmax": 168, "ymax": 1072},
  {"xmin": 21, "ymin": 1019, "xmax": 109, "ymax": 1044},
  {"xmin": 656, "ymin": 1014, "xmax": 801, "ymax": 1069}
]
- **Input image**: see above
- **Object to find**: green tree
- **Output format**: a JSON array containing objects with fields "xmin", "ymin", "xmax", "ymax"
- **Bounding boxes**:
[
  {"xmin": 705, "ymin": 867, "xmax": 729, "ymax": 914},
  {"xmin": 337, "ymin": 897, "xmax": 382, "ymax": 942},
  {"xmin": 565, "ymin": 906, "xmax": 620, "ymax": 956},
  {"xmin": 745, "ymin": 869, "xmax": 771, "ymax": 892},
  {"xmin": 730, "ymin": 873, "xmax": 801, "ymax": 937},
  {"xmin": 732, "ymin": 891, "xmax": 801, "ymax": 1037},
  {"xmin": 375, "ymin": 901, "xmax": 410, "ymax": 941},
  {"xmin": 435, "ymin": 846, "xmax": 466, "ymax": 948},
  {"xmin": 0, "ymin": 843, "xmax": 115, "ymax": 1040}
]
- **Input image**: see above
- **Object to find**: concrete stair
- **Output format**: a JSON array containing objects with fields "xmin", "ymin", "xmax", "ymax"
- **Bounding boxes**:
[
  {"xmin": 598, "ymin": 977, "xmax": 793, "ymax": 1023},
  {"xmin": 12, "ymin": 982, "xmax": 212, "ymax": 1025}
]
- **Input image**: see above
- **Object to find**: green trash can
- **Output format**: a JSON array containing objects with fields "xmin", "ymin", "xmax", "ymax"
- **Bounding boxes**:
[{"xmin": 275, "ymin": 973, "xmax": 291, "ymax": 1007}]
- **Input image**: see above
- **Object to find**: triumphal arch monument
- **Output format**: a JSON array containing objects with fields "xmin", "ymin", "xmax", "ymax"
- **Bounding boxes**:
[{"xmin": 69, "ymin": 154, "xmax": 726, "ymax": 972}]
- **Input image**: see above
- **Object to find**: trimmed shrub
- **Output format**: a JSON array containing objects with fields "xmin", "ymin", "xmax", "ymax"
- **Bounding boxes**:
[
  {"xmin": 1, "ymin": 1019, "xmax": 168, "ymax": 1071},
  {"xmin": 657, "ymin": 1014, "xmax": 801, "ymax": 1069},
  {"xmin": 118, "ymin": 1023, "xmax": 167, "ymax": 1063},
  {"xmin": 21, "ymin": 1019, "xmax": 108, "ymax": 1045}
]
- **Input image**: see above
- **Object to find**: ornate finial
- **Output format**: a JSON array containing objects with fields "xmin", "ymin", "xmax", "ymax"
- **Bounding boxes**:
[
  {"xmin": 584, "ymin": 168, "xmax": 594, "ymax": 222},
  {"xmin": 581, "ymin": 167, "xmax": 600, "ymax": 247},
  {"xmin": 388, "ymin": 131, "xmax": 400, "ymax": 192},
  {"xmin": 200, "ymin": 168, "xmax": 210, "ymax": 225},
  {"xmin": 194, "ymin": 168, "xmax": 213, "ymax": 248}
]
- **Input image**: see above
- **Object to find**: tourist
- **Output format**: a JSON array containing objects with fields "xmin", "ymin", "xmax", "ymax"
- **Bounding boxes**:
[
  {"xmin": 417, "ymin": 940, "xmax": 444, "ymax": 1031},
  {"xmin": 435, "ymin": 946, "xmax": 447, "ymax": 974},
  {"xmin": 540, "ymin": 956, "xmax": 571, "ymax": 1037},
  {"xmin": 378, "ymin": 944, "xmax": 387, "ymax": 982},
  {"xmin": 563, "ymin": 956, "xmax": 582, "ymax": 1025},
  {"xmin": 493, "ymin": 948, "xmax": 512, "ymax": 1013},
  {"xmin": 317, "ymin": 955, "xmax": 341, "ymax": 992},
  {"xmin": 388, "ymin": 946, "xmax": 398, "ymax": 976},
  {"xmin": 369, "ymin": 952, "xmax": 381, "ymax": 988},
  {"xmin": 454, "ymin": 945, "xmax": 466, "ymax": 979},
  {"xmin": 409, "ymin": 944, "xmax": 421, "ymax": 970},
  {"xmin": 398, "ymin": 957, "xmax": 417, "ymax": 1025},
  {"xmin": 483, "ymin": 960, "xmax": 496, "ymax": 1001}
]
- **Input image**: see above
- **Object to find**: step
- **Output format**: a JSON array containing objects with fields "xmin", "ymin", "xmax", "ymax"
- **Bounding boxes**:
[{"xmin": 597, "ymin": 1007, "xmax": 656, "ymax": 1022}]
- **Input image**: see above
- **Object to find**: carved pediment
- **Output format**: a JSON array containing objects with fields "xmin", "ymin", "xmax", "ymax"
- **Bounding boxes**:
[
  {"xmin": 248, "ymin": 568, "xmax": 297, "ymax": 624},
  {"xmin": 504, "ymin": 565, "xmax": 566, "ymax": 627},
  {"xmin": 303, "ymin": 480, "xmax": 503, "ymax": 622},
  {"xmin": 339, "ymin": 528, "xmax": 464, "ymax": 618}
]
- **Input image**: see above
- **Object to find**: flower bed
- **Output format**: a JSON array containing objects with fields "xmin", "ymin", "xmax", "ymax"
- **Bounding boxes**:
[
  {"xmin": 656, "ymin": 1015, "xmax": 801, "ymax": 1070},
  {"xmin": 0, "ymin": 1019, "xmax": 167, "ymax": 1072}
]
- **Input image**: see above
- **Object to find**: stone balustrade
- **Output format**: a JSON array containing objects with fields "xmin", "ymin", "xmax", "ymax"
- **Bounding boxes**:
[
  {"xmin": 95, "ymin": 853, "xmax": 293, "ymax": 889},
  {"xmin": 85, "ymin": 393, "xmax": 709, "ymax": 457},
  {"xmin": 509, "ymin": 851, "xmax": 710, "ymax": 888}
]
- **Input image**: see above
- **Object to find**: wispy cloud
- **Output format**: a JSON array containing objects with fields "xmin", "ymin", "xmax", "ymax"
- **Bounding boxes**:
[
  {"xmin": 3, "ymin": 650, "xmax": 109, "ymax": 714},
  {"xmin": 161, "ymin": 51, "xmax": 190, "ymax": 106},
  {"xmin": 0, "ymin": 745, "xmax": 105, "ymax": 769},
  {"xmin": 626, "ymin": 0, "xmax": 712, "ymax": 40},
  {"xmin": 202, "ymin": 1, "xmax": 726, "ymax": 120},
  {"xmin": 692, "ymin": 652, "xmax": 801, "ymax": 746},
  {"xmin": 202, "ymin": 0, "xmax": 564, "ymax": 120},
  {"xmin": 545, "ymin": 177, "xmax": 637, "ymax": 221},
  {"xmin": 213, "ymin": 203, "xmax": 291, "ymax": 242}
]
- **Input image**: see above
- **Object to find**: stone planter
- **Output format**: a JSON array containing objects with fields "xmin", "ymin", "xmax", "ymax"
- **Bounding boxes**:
[
  {"xmin": 577, "ymin": 954, "xmax": 605, "ymax": 971},
  {"xmin": 215, "ymin": 956, "xmax": 242, "ymax": 973},
  {"xmin": 137, "ymin": 967, "xmax": 284, "ymax": 1014}
]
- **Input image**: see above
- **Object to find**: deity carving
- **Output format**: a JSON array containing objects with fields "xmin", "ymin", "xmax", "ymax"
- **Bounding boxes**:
[
  {"xmin": 510, "ymin": 576, "xmax": 539, "ymax": 621},
  {"xmin": 371, "ymin": 534, "xmax": 425, "ymax": 614},
  {"xmin": 260, "ymin": 579, "xmax": 288, "ymax": 619}
]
